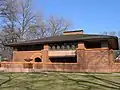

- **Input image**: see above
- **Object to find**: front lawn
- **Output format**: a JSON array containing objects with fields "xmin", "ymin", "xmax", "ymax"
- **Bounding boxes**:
[{"xmin": 0, "ymin": 72, "xmax": 120, "ymax": 90}]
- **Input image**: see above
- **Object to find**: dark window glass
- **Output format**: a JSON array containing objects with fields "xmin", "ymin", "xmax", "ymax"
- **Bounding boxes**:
[
  {"xmin": 85, "ymin": 42, "xmax": 101, "ymax": 49},
  {"xmin": 50, "ymin": 56, "xmax": 77, "ymax": 63},
  {"xmin": 17, "ymin": 44, "xmax": 43, "ymax": 51}
]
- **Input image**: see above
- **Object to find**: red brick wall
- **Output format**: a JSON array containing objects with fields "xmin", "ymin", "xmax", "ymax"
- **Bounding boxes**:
[
  {"xmin": 76, "ymin": 49, "xmax": 112, "ymax": 72},
  {"xmin": 7, "ymin": 48, "xmax": 120, "ymax": 72},
  {"xmin": 13, "ymin": 51, "xmax": 42, "ymax": 62}
]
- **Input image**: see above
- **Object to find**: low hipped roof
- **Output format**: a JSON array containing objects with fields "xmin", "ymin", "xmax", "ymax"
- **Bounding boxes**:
[{"xmin": 5, "ymin": 34, "xmax": 118, "ymax": 49}]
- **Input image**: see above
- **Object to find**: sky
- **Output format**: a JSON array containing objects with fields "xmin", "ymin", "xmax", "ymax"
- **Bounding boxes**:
[{"xmin": 33, "ymin": 0, "xmax": 120, "ymax": 34}]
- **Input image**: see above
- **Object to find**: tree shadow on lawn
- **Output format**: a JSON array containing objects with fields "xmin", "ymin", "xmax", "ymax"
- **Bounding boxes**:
[
  {"xmin": 0, "ymin": 73, "xmax": 59, "ymax": 90},
  {"xmin": 1, "ymin": 72, "xmax": 120, "ymax": 90},
  {"xmin": 59, "ymin": 73, "xmax": 120, "ymax": 90},
  {"xmin": 0, "ymin": 73, "xmax": 18, "ymax": 87},
  {"xmin": 86, "ymin": 75, "xmax": 120, "ymax": 87},
  {"xmin": 0, "ymin": 73, "xmax": 34, "ymax": 90}
]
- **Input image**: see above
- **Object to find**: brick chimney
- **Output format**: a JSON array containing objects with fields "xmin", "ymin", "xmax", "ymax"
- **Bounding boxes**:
[{"xmin": 63, "ymin": 30, "xmax": 84, "ymax": 35}]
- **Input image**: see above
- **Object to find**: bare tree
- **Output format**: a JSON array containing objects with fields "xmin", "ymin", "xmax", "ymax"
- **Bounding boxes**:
[
  {"xmin": 0, "ymin": 0, "xmax": 19, "ymax": 44},
  {"xmin": 16, "ymin": 0, "xmax": 37, "ymax": 40},
  {"xmin": 0, "ymin": 0, "xmax": 72, "ymax": 41},
  {"xmin": 0, "ymin": 30, "xmax": 15, "ymax": 59},
  {"xmin": 27, "ymin": 16, "xmax": 72, "ymax": 39},
  {"xmin": 0, "ymin": 0, "xmax": 18, "ymax": 31},
  {"xmin": 0, "ymin": 0, "xmax": 72, "ymax": 59},
  {"xmin": 0, "ymin": 0, "xmax": 5, "ymax": 8},
  {"xmin": 0, "ymin": 0, "xmax": 36, "ymax": 59},
  {"xmin": 100, "ymin": 31, "xmax": 116, "ymax": 36},
  {"xmin": 26, "ymin": 14, "xmax": 47, "ymax": 39},
  {"xmin": 47, "ymin": 16, "xmax": 71, "ymax": 36},
  {"xmin": 0, "ymin": 0, "xmax": 37, "ymax": 41},
  {"xmin": 26, "ymin": 22, "xmax": 47, "ymax": 39},
  {"xmin": 109, "ymin": 31, "xmax": 116, "ymax": 36}
]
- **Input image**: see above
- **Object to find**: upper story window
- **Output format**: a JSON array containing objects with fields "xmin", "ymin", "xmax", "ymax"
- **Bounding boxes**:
[
  {"xmin": 49, "ymin": 42, "xmax": 78, "ymax": 50},
  {"xmin": 85, "ymin": 42, "xmax": 101, "ymax": 49},
  {"xmin": 17, "ymin": 44, "xmax": 44, "ymax": 51}
]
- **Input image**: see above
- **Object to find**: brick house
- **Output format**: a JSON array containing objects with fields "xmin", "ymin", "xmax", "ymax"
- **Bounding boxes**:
[{"xmin": 4, "ymin": 30, "xmax": 120, "ymax": 72}]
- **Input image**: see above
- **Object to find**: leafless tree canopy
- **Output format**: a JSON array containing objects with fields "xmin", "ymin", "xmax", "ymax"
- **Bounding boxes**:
[
  {"xmin": 47, "ymin": 16, "xmax": 71, "ymax": 36},
  {"xmin": 100, "ymin": 31, "xmax": 116, "ymax": 36},
  {"xmin": 0, "ymin": 0, "xmax": 72, "ymax": 59},
  {"xmin": 27, "ymin": 15, "xmax": 71, "ymax": 39}
]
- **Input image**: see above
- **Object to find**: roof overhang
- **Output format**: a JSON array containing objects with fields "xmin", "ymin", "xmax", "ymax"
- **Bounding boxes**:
[{"xmin": 4, "ymin": 34, "xmax": 119, "ymax": 50}]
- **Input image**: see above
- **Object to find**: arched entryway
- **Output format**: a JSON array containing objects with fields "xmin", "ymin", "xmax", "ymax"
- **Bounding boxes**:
[{"xmin": 35, "ymin": 57, "xmax": 41, "ymax": 62}]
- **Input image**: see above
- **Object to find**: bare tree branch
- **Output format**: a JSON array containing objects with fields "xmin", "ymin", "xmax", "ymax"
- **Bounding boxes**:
[{"xmin": 47, "ymin": 16, "xmax": 71, "ymax": 36}]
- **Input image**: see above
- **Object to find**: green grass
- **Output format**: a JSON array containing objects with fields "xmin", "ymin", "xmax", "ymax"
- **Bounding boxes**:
[{"xmin": 0, "ymin": 72, "xmax": 120, "ymax": 90}]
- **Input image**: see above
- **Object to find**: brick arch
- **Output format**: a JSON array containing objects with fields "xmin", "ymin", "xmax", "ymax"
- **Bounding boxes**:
[{"xmin": 30, "ymin": 53, "xmax": 42, "ymax": 62}]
